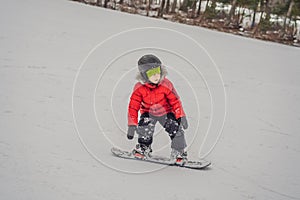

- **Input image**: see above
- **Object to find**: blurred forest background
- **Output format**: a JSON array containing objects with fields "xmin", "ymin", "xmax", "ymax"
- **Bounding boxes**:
[{"xmin": 70, "ymin": 0, "xmax": 300, "ymax": 46}]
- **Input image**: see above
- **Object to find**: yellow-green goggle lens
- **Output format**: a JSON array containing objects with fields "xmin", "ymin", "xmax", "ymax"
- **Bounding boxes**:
[{"xmin": 146, "ymin": 67, "xmax": 161, "ymax": 78}]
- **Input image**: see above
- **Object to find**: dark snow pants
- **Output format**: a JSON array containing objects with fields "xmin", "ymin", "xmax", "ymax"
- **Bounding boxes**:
[{"xmin": 137, "ymin": 112, "xmax": 187, "ymax": 151}]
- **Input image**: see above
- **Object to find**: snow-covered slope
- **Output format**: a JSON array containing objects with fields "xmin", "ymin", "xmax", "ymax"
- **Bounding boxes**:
[{"xmin": 0, "ymin": 0, "xmax": 299, "ymax": 199}]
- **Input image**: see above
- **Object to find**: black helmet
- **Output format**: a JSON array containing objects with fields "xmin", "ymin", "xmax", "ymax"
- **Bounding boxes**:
[{"xmin": 138, "ymin": 54, "xmax": 162, "ymax": 81}]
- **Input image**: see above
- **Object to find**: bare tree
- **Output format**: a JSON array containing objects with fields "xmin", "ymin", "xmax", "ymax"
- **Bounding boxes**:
[
  {"xmin": 203, "ymin": 0, "xmax": 210, "ymax": 15},
  {"xmin": 180, "ymin": 0, "xmax": 189, "ymax": 12},
  {"xmin": 159, "ymin": 0, "xmax": 166, "ymax": 17},
  {"xmin": 104, "ymin": 0, "xmax": 109, "ymax": 7},
  {"xmin": 226, "ymin": 0, "xmax": 238, "ymax": 25},
  {"xmin": 196, "ymin": 0, "xmax": 203, "ymax": 17},
  {"xmin": 253, "ymin": 0, "xmax": 265, "ymax": 34},
  {"xmin": 171, "ymin": 0, "xmax": 177, "ymax": 13},
  {"xmin": 251, "ymin": 0, "xmax": 259, "ymax": 29},
  {"xmin": 282, "ymin": 0, "xmax": 295, "ymax": 33},
  {"xmin": 146, "ymin": 0, "xmax": 152, "ymax": 16},
  {"xmin": 191, "ymin": 0, "xmax": 197, "ymax": 17},
  {"xmin": 166, "ymin": 0, "xmax": 171, "ymax": 13}
]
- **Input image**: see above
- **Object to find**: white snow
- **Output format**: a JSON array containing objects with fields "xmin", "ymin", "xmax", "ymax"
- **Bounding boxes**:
[{"xmin": 0, "ymin": 0, "xmax": 300, "ymax": 199}]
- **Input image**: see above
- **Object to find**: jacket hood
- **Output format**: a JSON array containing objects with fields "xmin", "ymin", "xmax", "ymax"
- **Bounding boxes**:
[{"xmin": 136, "ymin": 65, "xmax": 168, "ymax": 84}]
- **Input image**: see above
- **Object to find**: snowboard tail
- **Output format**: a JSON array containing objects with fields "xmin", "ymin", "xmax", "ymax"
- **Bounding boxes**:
[{"xmin": 111, "ymin": 147, "xmax": 211, "ymax": 170}]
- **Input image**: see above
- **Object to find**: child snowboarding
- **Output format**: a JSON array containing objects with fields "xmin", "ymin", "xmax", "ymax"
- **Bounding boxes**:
[{"xmin": 126, "ymin": 54, "xmax": 189, "ymax": 164}]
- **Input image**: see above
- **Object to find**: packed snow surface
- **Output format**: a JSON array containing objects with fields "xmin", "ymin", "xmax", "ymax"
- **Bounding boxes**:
[{"xmin": 0, "ymin": 0, "xmax": 299, "ymax": 199}]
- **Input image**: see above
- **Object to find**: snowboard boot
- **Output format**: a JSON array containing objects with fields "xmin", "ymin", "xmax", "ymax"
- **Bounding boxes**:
[
  {"xmin": 132, "ymin": 144, "xmax": 152, "ymax": 159},
  {"xmin": 170, "ymin": 149, "xmax": 187, "ymax": 165}
]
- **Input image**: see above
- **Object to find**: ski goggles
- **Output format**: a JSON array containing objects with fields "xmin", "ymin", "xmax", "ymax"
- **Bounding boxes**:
[{"xmin": 146, "ymin": 66, "xmax": 161, "ymax": 78}]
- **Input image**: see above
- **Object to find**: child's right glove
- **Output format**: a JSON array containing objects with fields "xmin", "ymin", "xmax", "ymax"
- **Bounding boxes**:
[
  {"xmin": 178, "ymin": 116, "xmax": 188, "ymax": 129},
  {"xmin": 127, "ymin": 125, "xmax": 136, "ymax": 140}
]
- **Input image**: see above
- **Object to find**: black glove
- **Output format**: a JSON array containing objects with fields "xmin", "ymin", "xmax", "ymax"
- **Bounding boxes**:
[
  {"xmin": 127, "ymin": 125, "xmax": 136, "ymax": 140},
  {"xmin": 178, "ymin": 116, "xmax": 188, "ymax": 129}
]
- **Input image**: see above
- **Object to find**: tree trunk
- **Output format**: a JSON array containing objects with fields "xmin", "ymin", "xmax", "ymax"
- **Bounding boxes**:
[
  {"xmin": 199, "ymin": 0, "xmax": 210, "ymax": 21},
  {"xmin": 283, "ymin": 0, "xmax": 295, "ymax": 34},
  {"xmin": 180, "ymin": 0, "xmax": 189, "ymax": 12},
  {"xmin": 166, "ymin": 0, "xmax": 170, "ymax": 14},
  {"xmin": 254, "ymin": 0, "xmax": 268, "ymax": 35},
  {"xmin": 204, "ymin": 0, "xmax": 209, "ymax": 12},
  {"xmin": 146, "ymin": 0, "xmax": 152, "ymax": 16},
  {"xmin": 265, "ymin": 0, "xmax": 271, "ymax": 20},
  {"xmin": 191, "ymin": 0, "xmax": 197, "ymax": 18},
  {"xmin": 171, "ymin": 0, "xmax": 177, "ymax": 13},
  {"xmin": 202, "ymin": 0, "xmax": 218, "ymax": 20},
  {"xmin": 251, "ymin": 5, "xmax": 257, "ymax": 29},
  {"xmin": 197, "ymin": 0, "xmax": 202, "ymax": 16},
  {"xmin": 239, "ymin": 7, "xmax": 245, "ymax": 25},
  {"xmin": 104, "ymin": 0, "xmax": 109, "ymax": 8},
  {"xmin": 226, "ymin": 0, "xmax": 237, "ymax": 25},
  {"xmin": 236, "ymin": 6, "xmax": 241, "ymax": 26},
  {"xmin": 159, "ymin": 0, "xmax": 166, "ymax": 17},
  {"xmin": 253, "ymin": 12, "xmax": 264, "ymax": 35}
]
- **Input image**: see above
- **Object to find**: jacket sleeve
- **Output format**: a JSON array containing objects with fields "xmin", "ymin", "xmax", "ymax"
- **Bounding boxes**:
[
  {"xmin": 128, "ymin": 83, "xmax": 142, "ymax": 126},
  {"xmin": 165, "ymin": 80, "xmax": 186, "ymax": 119}
]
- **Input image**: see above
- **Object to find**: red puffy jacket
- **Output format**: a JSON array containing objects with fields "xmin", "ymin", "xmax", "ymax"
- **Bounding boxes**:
[{"xmin": 128, "ymin": 78, "xmax": 186, "ymax": 126}]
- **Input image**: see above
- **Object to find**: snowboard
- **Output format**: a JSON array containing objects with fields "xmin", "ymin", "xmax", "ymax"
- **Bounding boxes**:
[{"xmin": 111, "ymin": 147, "xmax": 211, "ymax": 170}]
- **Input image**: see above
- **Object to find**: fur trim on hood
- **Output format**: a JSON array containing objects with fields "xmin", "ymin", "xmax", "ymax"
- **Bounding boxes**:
[{"xmin": 136, "ymin": 65, "xmax": 168, "ymax": 84}]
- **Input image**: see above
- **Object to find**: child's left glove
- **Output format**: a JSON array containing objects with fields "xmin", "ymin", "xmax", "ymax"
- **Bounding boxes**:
[
  {"xmin": 127, "ymin": 125, "xmax": 137, "ymax": 140},
  {"xmin": 178, "ymin": 116, "xmax": 188, "ymax": 129}
]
